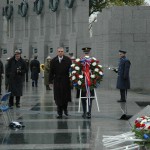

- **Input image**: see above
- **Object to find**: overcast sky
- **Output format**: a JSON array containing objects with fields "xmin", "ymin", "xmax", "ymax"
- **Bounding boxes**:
[{"xmin": 145, "ymin": 0, "xmax": 150, "ymax": 4}]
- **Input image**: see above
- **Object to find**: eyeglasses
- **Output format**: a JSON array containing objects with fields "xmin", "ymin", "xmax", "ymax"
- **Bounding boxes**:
[{"xmin": 58, "ymin": 51, "xmax": 64, "ymax": 52}]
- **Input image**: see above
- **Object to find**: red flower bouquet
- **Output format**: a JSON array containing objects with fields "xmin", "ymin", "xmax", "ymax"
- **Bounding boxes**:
[{"xmin": 132, "ymin": 116, "xmax": 150, "ymax": 147}]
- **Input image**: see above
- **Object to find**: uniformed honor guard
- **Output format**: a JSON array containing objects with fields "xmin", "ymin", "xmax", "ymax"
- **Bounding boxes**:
[
  {"xmin": 113, "ymin": 50, "xmax": 131, "ymax": 102},
  {"xmin": 80, "ymin": 47, "xmax": 94, "ymax": 119}
]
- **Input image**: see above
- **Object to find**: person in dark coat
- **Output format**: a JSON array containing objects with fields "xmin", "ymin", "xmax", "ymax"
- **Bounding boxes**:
[
  {"xmin": 49, "ymin": 47, "xmax": 72, "ymax": 119},
  {"xmin": 30, "ymin": 55, "xmax": 40, "ymax": 87},
  {"xmin": 0, "ymin": 59, "xmax": 4, "ymax": 95},
  {"xmin": 23, "ymin": 56, "xmax": 29, "ymax": 82},
  {"xmin": 6, "ymin": 50, "xmax": 27, "ymax": 108},
  {"xmin": 113, "ymin": 50, "xmax": 131, "ymax": 102}
]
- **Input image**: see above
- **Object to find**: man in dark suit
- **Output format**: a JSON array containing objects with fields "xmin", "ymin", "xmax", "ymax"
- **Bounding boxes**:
[
  {"xmin": 113, "ymin": 50, "xmax": 131, "ymax": 102},
  {"xmin": 49, "ymin": 47, "xmax": 72, "ymax": 119}
]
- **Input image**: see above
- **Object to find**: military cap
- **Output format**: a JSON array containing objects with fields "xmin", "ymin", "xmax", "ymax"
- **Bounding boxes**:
[
  {"xmin": 119, "ymin": 50, "xmax": 126, "ymax": 54},
  {"xmin": 69, "ymin": 53, "xmax": 73, "ymax": 57},
  {"xmin": 6, "ymin": 57, "xmax": 10, "ymax": 61},
  {"xmin": 82, "ymin": 47, "xmax": 91, "ymax": 54},
  {"xmin": 14, "ymin": 49, "xmax": 21, "ymax": 54},
  {"xmin": 46, "ymin": 56, "xmax": 51, "ymax": 59}
]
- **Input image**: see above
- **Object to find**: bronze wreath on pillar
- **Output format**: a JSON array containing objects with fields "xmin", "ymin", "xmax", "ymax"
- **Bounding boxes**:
[
  {"xmin": 18, "ymin": 1, "xmax": 28, "ymax": 17},
  {"xmin": 49, "ymin": 0, "xmax": 59, "ymax": 12},
  {"xmin": 2, "ymin": 4, "xmax": 13, "ymax": 20},
  {"xmin": 65, "ymin": 0, "xmax": 75, "ymax": 8},
  {"xmin": 33, "ymin": 0, "xmax": 44, "ymax": 15}
]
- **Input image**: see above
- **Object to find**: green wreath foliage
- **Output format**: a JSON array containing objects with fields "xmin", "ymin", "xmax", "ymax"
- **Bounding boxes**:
[
  {"xmin": 65, "ymin": 0, "xmax": 75, "ymax": 8},
  {"xmin": 33, "ymin": 0, "xmax": 44, "ymax": 15},
  {"xmin": 49, "ymin": 0, "xmax": 59, "ymax": 12},
  {"xmin": 4, "ymin": 4, "xmax": 13, "ymax": 20},
  {"xmin": 18, "ymin": 1, "xmax": 28, "ymax": 17}
]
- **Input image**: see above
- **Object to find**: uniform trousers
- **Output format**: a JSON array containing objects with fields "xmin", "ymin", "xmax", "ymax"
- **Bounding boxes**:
[{"xmin": 120, "ymin": 89, "xmax": 127, "ymax": 101}]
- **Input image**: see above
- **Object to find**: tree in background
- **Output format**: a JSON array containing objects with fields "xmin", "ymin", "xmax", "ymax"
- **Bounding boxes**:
[{"xmin": 89, "ymin": 0, "xmax": 146, "ymax": 16}]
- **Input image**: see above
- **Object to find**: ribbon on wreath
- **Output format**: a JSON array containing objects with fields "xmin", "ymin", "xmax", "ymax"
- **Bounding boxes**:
[{"xmin": 81, "ymin": 57, "xmax": 92, "ymax": 105}]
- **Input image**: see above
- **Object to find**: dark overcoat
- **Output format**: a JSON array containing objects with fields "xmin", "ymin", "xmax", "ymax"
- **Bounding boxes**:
[
  {"xmin": 117, "ymin": 56, "xmax": 131, "ymax": 89},
  {"xmin": 30, "ymin": 59, "xmax": 40, "ymax": 80},
  {"xmin": 49, "ymin": 55, "xmax": 72, "ymax": 106},
  {"xmin": 6, "ymin": 56, "xmax": 27, "ymax": 96}
]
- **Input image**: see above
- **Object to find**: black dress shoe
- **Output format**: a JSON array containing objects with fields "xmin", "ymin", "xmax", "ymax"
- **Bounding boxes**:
[
  {"xmin": 16, "ymin": 104, "xmax": 20, "ymax": 108},
  {"xmin": 117, "ymin": 100, "xmax": 126, "ymax": 102},
  {"xmin": 82, "ymin": 113, "xmax": 86, "ymax": 119},
  {"xmin": 57, "ymin": 115, "xmax": 62, "ymax": 119},
  {"xmin": 64, "ymin": 112, "xmax": 68, "ymax": 116},
  {"xmin": 86, "ymin": 112, "xmax": 91, "ymax": 119}
]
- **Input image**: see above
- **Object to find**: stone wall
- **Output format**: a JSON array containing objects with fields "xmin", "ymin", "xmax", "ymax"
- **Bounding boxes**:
[
  {"xmin": 92, "ymin": 6, "xmax": 150, "ymax": 90},
  {"xmin": 0, "ymin": 0, "xmax": 90, "ymax": 63}
]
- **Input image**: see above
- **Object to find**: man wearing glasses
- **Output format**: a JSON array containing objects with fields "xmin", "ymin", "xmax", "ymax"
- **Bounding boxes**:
[{"xmin": 49, "ymin": 47, "xmax": 72, "ymax": 119}]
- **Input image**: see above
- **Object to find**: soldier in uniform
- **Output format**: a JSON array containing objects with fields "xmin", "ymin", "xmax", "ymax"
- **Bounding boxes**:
[
  {"xmin": 113, "ymin": 50, "xmax": 131, "ymax": 102},
  {"xmin": 80, "ymin": 47, "xmax": 94, "ymax": 119}
]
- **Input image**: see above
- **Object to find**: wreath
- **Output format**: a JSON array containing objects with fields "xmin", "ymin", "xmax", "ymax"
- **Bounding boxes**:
[
  {"xmin": 33, "ymin": 0, "xmax": 44, "ymax": 15},
  {"xmin": 70, "ymin": 56, "xmax": 103, "ymax": 90},
  {"xmin": 65, "ymin": 0, "xmax": 75, "ymax": 8},
  {"xmin": 49, "ymin": 0, "xmax": 59, "ymax": 12},
  {"xmin": 4, "ymin": 4, "xmax": 13, "ymax": 20},
  {"xmin": 18, "ymin": 1, "xmax": 28, "ymax": 17}
]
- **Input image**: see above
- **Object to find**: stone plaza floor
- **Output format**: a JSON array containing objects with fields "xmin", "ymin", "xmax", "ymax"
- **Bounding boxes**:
[{"xmin": 0, "ymin": 78, "xmax": 150, "ymax": 150}]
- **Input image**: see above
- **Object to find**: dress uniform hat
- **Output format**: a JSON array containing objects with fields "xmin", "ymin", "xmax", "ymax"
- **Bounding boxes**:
[
  {"xmin": 14, "ymin": 49, "xmax": 21, "ymax": 54},
  {"xmin": 82, "ymin": 47, "xmax": 91, "ymax": 54},
  {"xmin": 119, "ymin": 50, "xmax": 126, "ymax": 54},
  {"xmin": 46, "ymin": 56, "xmax": 51, "ymax": 59}
]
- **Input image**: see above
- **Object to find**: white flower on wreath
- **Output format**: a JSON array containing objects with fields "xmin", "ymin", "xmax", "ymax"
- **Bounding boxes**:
[
  {"xmin": 99, "ymin": 71, "xmax": 103, "ymax": 75},
  {"xmin": 91, "ymin": 74, "xmax": 95, "ymax": 78},
  {"xmin": 92, "ymin": 57, "xmax": 97, "ymax": 60},
  {"xmin": 75, "ymin": 66, "xmax": 80, "ymax": 70},
  {"xmin": 144, "ymin": 123, "xmax": 150, "ymax": 130},
  {"xmin": 92, "ymin": 62, "xmax": 96, "ymax": 66},
  {"xmin": 72, "ymin": 70, "xmax": 76, "ymax": 74},
  {"xmin": 72, "ymin": 76, "xmax": 76, "ymax": 80},
  {"xmin": 78, "ymin": 80, "xmax": 82, "ymax": 85},
  {"xmin": 94, "ymin": 68, "xmax": 99, "ymax": 72},
  {"xmin": 76, "ymin": 58, "xmax": 80, "ymax": 62},
  {"xmin": 141, "ymin": 119, "xmax": 147, "ymax": 124},
  {"xmin": 71, "ymin": 64, "xmax": 75, "ymax": 67},
  {"xmin": 98, "ymin": 65, "xmax": 102, "ymax": 68},
  {"xmin": 79, "ymin": 75, "xmax": 83, "ymax": 79}
]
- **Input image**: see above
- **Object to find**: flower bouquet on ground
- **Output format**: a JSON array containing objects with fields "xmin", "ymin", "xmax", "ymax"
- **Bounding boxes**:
[
  {"xmin": 132, "ymin": 116, "xmax": 150, "ymax": 148},
  {"xmin": 70, "ymin": 56, "xmax": 103, "ymax": 90}
]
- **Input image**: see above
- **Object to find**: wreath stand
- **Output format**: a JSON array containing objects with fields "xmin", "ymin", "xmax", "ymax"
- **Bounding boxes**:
[{"xmin": 78, "ymin": 88, "xmax": 100, "ymax": 112}]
